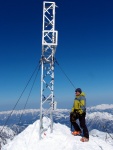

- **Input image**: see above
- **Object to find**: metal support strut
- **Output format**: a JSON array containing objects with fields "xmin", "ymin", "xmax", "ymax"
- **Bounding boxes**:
[{"xmin": 39, "ymin": 1, "xmax": 58, "ymax": 139}]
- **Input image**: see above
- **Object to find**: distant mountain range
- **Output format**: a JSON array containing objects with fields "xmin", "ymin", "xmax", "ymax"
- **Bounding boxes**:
[
  {"xmin": 87, "ymin": 104, "xmax": 113, "ymax": 133},
  {"xmin": 0, "ymin": 104, "xmax": 113, "ymax": 147}
]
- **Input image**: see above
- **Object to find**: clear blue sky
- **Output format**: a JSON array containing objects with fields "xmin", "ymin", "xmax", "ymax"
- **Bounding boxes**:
[{"xmin": 0, "ymin": 0, "xmax": 113, "ymax": 111}]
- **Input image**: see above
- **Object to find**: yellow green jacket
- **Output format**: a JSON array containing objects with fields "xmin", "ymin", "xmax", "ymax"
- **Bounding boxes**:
[{"xmin": 72, "ymin": 92, "xmax": 86, "ymax": 114}]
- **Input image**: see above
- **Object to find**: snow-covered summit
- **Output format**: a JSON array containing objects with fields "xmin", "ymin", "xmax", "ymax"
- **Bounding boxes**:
[{"xmin": 2, "ymin": 118, "xmax": 113, "ymax": 150}]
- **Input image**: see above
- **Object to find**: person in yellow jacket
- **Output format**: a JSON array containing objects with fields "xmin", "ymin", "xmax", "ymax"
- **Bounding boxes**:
[{"xmin": 70, "ymin": 88, "xmax": 89, "ymax": 142}]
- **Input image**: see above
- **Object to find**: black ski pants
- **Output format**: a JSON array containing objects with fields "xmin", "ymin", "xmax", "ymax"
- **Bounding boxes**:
[{"xmin": 71, "ymin": 113, "xmax": 89, "ymax": 139}]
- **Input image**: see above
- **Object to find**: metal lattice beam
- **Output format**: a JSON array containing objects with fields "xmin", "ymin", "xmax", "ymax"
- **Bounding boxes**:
[{"xmin": 39, "ymin": 1, "xmax": 58, "ymax": 139}]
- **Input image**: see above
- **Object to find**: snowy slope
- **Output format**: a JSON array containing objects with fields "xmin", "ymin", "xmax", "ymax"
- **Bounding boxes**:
[
  {"xmin": 0, "ymin": 126, "xmax": 16, "ymax": 148},
  {"xmin": 90, "ymin": 129, "xmax": 113, "ymax": 146},
  {"xmin": 2, "ymin": 118, "xmax": 113, "ymax": 150}
]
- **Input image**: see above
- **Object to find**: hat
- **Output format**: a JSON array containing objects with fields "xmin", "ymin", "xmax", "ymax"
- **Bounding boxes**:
[{"xmin": 75, "ymin": 88, "xmax": 82, "ymax": 94}]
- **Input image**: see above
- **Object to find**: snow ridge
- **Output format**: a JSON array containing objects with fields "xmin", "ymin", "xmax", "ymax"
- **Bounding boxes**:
[
  {"xmin": 2, "ymin": 118, "xmax": 113, "ymax": 150},
  {"xmin": 88, "ymin": 104, "xmax": 113, "ymax": 111}
]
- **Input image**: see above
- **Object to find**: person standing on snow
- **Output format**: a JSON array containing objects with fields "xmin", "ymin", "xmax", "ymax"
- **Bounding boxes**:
[{"xmin": 70, "ymin": 88, "xmax": 89, "ymax": 142}]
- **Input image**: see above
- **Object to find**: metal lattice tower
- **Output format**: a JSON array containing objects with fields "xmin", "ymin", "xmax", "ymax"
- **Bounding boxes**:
[{"xmin": 39, "ymin": 1, "xmax": 58, "ymax": 139}]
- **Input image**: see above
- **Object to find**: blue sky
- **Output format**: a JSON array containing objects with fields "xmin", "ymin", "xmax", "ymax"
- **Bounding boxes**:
[{"xmin": 0, "ymin": 0, "xmax": 113, "ymax": 111}]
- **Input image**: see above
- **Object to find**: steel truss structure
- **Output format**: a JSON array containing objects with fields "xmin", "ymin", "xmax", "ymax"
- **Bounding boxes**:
[{"xmin": 39, "ymin": 1, "xmax": 58, "ymax": 139}]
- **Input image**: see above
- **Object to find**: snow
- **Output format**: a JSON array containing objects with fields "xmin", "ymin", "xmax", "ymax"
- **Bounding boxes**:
[
  {"xmin": 89, "ymin": 104, "xmax": 113, "ymax": 110},
  {"xmin": 0, "ymin": 126, "xmax": 15, "ymax": 137},
  {"xmin": 0, "ymin": 109, "xmax": 40, "ymax": 115},
  {"xmin": 90, "ymin": 129, "xmax": 113, "ymax": 146},
  {"xmin": 2, "ymin": 117, "xmax": 113, "ymax": 150},
  {"xmin": 87, "ymin": 112, "xmax": 113, "ymax": 120}
]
